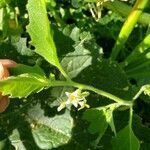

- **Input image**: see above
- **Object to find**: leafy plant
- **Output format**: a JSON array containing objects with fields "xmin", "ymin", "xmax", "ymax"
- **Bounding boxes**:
[{"xmin": 0, "ymin": 0, "xmax": 150, "ymax": 149}]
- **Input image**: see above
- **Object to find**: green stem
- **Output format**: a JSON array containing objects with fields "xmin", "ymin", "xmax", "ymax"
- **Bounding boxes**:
[
  {"xmin": 129, "ymin": 107, "xmax": 133, "ymax": 128},
  {"xmin": 51, "ymin": 80, "xmax": 132, "ymax": 106},
  {"xmin": 104, "ymin": 0, "xmax": 150, "ymax": 25},
  {"xmin": 97, "ymin": 103, "xmax": 120, "ymax": 110},
  {"xmin": 57, "ymin": 64, "xmax": 71, "ymax": 81},
  {"xmin": 133, "ymin": 87, "xmax": 143, "ymax": 101},
  {"xmin": 110, "ymin": 0, "xmax": 149, "ymax": 61},
  {"xmin": 132, "ymin": 84, "xmax": 150, "ymax": 102}
]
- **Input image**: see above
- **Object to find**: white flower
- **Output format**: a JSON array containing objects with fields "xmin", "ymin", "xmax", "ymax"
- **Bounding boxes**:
[
  {"xmin": 57, "ymin": 102, "xmax": 66, "ymax": 112},
  {"xmin": 78, "ymin": 100, "xmax": 90, "ymax": 110},
  {"xmin": 57, "ymin": 89, "xmax": 90, "ymax": 111}
]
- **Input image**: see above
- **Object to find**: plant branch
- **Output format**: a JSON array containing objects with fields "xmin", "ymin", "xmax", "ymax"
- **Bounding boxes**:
[
  {"xmin": 51, "ymin": 80, "xmax": 132, "ymax": 106},
  {"xmin": 133, "ymin": 87, "xmax": 143, "ymax": 101}
]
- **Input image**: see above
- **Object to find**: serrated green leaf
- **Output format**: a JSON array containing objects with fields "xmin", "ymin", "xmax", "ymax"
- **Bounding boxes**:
[
  {"xmin": 3, "ymin": 101, "xmax": 74, "ymax": 149},
  {"xmin": 62, "ymin": 26, "xmax": 80, "ymax": 42},
  {"xmin": 27, "ymin": 104, "xmax": 73, "ymax": 149},
  {"xmin": 9, "ymin": 129, "xmax": 26, "ymax": 150},
  {"xmin": 0, "ymin": 73, "xmax": 49, "ymax": 98},
  {"xmin": 69, "ymin": 27, "xmax": 80, "ymax": 41},
  {"xmin": 56, "ymin": 26, "xmax": 102, "ymax": 79},
  {"xmin": 61, "ymin": 43, "xmax": 92, "ymax": 78},
  {"xmin": 13, "ymin": 38, "xmax": 34, "ymax": 56},
  {"xmin": 27, "ymin": 0, "xmax": 60, "ymax": 68},
  {"xmin": 10, "ymin": 64, "xmax": 45, "ymax": 76},
  {"xmin": 112, "ymin": 125, "xmax": 140, "ymax": 150}
]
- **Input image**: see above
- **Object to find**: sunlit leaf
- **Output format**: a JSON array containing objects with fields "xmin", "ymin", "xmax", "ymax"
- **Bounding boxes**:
[
  {"xmin": 27, "ymin": 104, "xmax": 73, "ymax": 149},
  {"xmin": 61, "ymin": 43, "xmax": 92, "ymax": 78},
  {"xmin": 0, "ymin": 73, "xmax": 49, "ymax": 98},
  {"xmin": 9, "ymin": 129, "xmax": 26, "ymax": 150},
  {"xmin": 27, "ymin": 0, "xmax": 61, "ymax": 68},
  {"xmin": 104, "ymin": 106, "xmax": 116, "ymax": 136},
  {"xmin": 10, "ymin": 64, "xmax": 45, "ymax": 76}
]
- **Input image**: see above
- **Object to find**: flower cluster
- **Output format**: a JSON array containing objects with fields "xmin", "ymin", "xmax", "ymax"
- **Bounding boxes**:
[{"xmin": 57, "ymin": 89, "xmax": 90, "ymax": 112}]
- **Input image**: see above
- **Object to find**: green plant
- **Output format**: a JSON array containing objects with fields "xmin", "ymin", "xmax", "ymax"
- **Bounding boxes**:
[{"xmin": 0, "ymin": 0, "xmax": 150, "ymax": 149}]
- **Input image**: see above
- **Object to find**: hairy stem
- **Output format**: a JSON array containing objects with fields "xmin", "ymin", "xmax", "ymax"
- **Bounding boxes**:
[{"xmin": 51, "ymin": 80, "xmax": 132, "ymax": 106}]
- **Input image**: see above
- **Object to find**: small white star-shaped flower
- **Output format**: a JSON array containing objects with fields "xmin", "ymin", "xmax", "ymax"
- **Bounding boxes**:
[{"xmin": 57, "ymin": 89, "xmax": 90, "ymax": 111}]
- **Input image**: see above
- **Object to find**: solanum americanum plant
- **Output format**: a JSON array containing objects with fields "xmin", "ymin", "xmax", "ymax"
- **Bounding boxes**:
[{"xmin": 0, "ymin": 59, "xmax": 17, "ymax": 113}]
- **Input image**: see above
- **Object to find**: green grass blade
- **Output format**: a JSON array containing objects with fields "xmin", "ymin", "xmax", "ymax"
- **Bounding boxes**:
[{"xmin": 110, "ymin": 0, "xmax": 149, "ymax": 61}]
